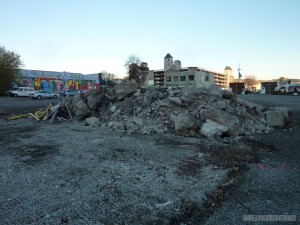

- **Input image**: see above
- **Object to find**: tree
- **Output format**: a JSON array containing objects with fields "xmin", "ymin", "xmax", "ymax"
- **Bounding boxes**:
[
  {"xmin": 124, "ymin": 54, "xmax": 141, "ymax": 72},
  {"xmin": 278, "ymin": 76, "xmax": 286, "ymax": 85},
  {"xmin": 98, "ymin": 71, "xmax": 116, "ymax": 86},
  {"xmin": 243, "ymin": 75, "xmax": 258, "ymax": 90},
  {"xmin": 124, "ymin": 54, "xmax": 142, "ymax": 87},
  {"xmin": 0, "ymin": 46, "xmax": 24, "ymax": 95}
]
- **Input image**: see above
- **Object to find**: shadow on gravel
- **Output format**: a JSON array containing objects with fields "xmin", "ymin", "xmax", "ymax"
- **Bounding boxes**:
[{"xmin": 14, "ymin": 144, "xmax": 59, "ymax": 165}]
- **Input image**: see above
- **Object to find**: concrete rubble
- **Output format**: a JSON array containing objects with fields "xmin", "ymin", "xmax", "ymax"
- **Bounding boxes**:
[{"xmin": 71, "ymin": 80, "xmax": 293, "ymax": 139}]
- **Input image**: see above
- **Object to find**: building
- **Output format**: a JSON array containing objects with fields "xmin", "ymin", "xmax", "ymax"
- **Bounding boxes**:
[
  {"xmin": 147, "ymin": 53, "xmax": 232, "ymax": 89},
  {"xmin": 224, "ymin": 66, "xmax": 235, "ymax": 87},
  {"xmin": 164, "ymin": 66, "xmax": 214, "ymax": 88},
  {"xmin": 260, "ymin": 82, "xmax": 278, "ymax": 94},
  {"xmin": 13, "ymin": 69, "xmax": 100, "ymax": 94},
  {"xmin": 229, "ymin": 82, "xmax": 246, "ymax": 94}
]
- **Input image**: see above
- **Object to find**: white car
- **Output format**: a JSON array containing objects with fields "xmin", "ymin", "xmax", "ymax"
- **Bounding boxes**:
[
  {"xmin": 29, "ymin": 90, "xmax": 59, "ymax": 99},
  {"xmin": 10, "ymin": 87, "xmax": 35, "ymax": 97}
]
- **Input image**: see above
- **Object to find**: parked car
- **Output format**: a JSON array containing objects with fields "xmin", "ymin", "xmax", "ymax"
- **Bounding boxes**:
[
  {"xmin": 62, "ymin": 90, "xmax": 77, "ymax": 96},
  {"xmin": 29, "ymin": 90, "xmax": 58, "ymax": 99},
  {"xmin": 6, "ymin": 87, "xmax": 19, "ymax": 96},
  {"xmin": 10, "ymin": 87, "xmax": 35, "ymax": 97}
]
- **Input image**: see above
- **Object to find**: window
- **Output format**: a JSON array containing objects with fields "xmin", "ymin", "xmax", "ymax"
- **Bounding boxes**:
[
  {"xmin": 166, "ymin": 76, "xmax": 171, "ymax": 81},
  {"xmin": 180, "ymin": 75, "xmax": 186, "ymax": 81},
  {"xmin": 188, "ymin": 75, "xmax": 194, "ymax": 81},
  {"xmin": 205, "ymin": 75, "xmax": 209, "ymax": 82},
  {"xmin": 173, "ymin": 76, "xmax": 179, "ymax": 81}
]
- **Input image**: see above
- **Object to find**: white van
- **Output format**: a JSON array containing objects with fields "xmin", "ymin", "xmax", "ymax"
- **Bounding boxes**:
[{"xmin": 10, "ymin": 87, "xmax": 35, "ymax": 97}]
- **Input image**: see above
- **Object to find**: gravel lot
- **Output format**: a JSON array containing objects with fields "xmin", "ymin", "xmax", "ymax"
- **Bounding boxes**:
[
  {"xmin": 0, "ymin": 95, "xmax": 299, "ymax": 224},
  {"xmin": 205, "ymin": 94, "xmax": 300, "ymax": 225}
]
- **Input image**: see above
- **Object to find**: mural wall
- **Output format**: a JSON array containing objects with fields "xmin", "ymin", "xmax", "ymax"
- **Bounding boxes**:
[{"xmin": 13, "ymin": 70, "xmax": 100, "ymax": 93}]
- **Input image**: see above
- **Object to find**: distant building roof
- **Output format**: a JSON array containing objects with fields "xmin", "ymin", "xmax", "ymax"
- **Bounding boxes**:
[
  {"xmin": 84, "ymin": 73, "xmax": 99, "ymax": 81},
  {"xmin": 164, "ymin": 53, "xmax": 172, "ymax": 59},
  {"xmin": 224, "ymin": 66, "xmax": 232, "ymax": 70}
]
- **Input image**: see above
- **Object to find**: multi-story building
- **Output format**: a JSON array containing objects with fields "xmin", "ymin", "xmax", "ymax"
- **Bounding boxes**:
[{"xmin": 147, "ymin": 53, "xmax": 232, "ymax": 89}]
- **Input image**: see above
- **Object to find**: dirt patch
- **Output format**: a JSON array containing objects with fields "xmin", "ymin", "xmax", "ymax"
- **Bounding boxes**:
[
  {"xmin": 171, "ymin": 139, "xmax": 279, "ymax": 224},
  {"xmin": 243, "ymin": 138, "xmax": 278, "ymax": 153},
  {"xmin": 201, "ymin": 145, "xmax": 260, "ymax": 169},
  {"xmin": 0, "ymin": 124, "xmax": 37, "ymax": 144},
  {"xmin": 14, "ymin": 144, "xmax": 59, "ymax": 165}
]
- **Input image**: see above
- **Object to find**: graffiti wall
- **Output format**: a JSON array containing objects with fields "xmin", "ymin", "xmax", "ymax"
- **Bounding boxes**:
[{"xmin": 14, "ymin": 70, "xmax": 99, "ymax": 93}]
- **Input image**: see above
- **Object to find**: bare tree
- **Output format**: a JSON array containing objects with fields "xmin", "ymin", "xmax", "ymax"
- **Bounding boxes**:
[
  {"xmin": 0, "ymin": 46, "xmax": 24, "ymax": 95},
  {"xmin": 124, "ymin": 54, "xmax": 148, "ymax": 87},
  {"xmin": 108, "ymin": 73, "xmax": 115, "ymax": 80},
  {"xmin": 124, "ymin": 54, "xmax": 141, "ymax": 72},
  {"xmin": 243, "ymin": 75, "xmax": 258, "ymax": 90},
  {"xmin": 99, "ymin": 71, "xmax": 116, "ymax": 85}
]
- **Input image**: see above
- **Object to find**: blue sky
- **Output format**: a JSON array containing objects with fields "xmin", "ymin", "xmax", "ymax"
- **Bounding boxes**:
[{"xmin": 0, "ymin": 0, "xmax": 299, "ymax": 80}]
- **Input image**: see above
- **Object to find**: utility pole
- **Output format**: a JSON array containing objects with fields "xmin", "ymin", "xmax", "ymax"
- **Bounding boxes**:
[
  {"xmin": 236, "ymin": 63, "xmax": 241, "ymax": 92},
  {"xmin": 236, "ymin": 63, "xmax": 241, "ymax": 95}
]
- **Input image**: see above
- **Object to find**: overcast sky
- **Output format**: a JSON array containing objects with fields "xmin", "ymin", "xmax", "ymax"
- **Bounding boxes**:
[{"xmin": 1, "ymin": 0, "xmax": 299, "ymax": 80}]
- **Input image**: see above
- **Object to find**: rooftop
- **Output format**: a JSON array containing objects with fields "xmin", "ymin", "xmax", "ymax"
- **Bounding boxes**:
[{"xmin": 164, "ymin": 53, "xmax": 172, "ymax": 59}]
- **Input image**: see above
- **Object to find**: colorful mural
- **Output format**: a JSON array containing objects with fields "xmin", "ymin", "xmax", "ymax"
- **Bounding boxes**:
[{"xmin": 14, "ymin": 69, "xmax": 100, "ymax": 93}]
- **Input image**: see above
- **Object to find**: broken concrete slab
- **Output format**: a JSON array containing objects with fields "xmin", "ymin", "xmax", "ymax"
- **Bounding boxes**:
[
  {"xmin": 200, "ymin": 119, "xmax": 229, "ymax": 138},
  {"xmin": 174, "ymin": 112, "xmax": 198, "ymax": 136},
  {"xmin": 110, "ymin": 105, "xmax": 118, "ymax": 113},
  {"xmin": 131, "ymin": 116, "xmax": 145, "ymax": 127},
  {"xmin": 205, "ymin": 109, "xmax": 244, "ymax": 136},
  {"xmin": 264, "ymin": 110, "xmax": 285, "ymax": 127},
  {"xmin": 114, "ymin": 79, "xmax": 138, "ymax": 100},
  {"xmin": 167, "ymin": 96, "xmax": 183, "ymax": 106},
  {"xmin": 85, "ymin": 90, "xmax": 105, "ymax": 111},
  {"xmin": 74, "ymin": 100, "xmax": 91, "ymax": 120},
  {"xmin": 72, "ymin": 92, "xmax": 84, "ymax": 108},
  {"xmin": 85, "ymin": 117, "xmax": 100, "ymax": 127},
  {"xmin": 269, "ymin": 107, "xmax": 293, "ymax": 124},
  {"xmin": 264, "ymin": 107, "xmax": 293, "ymax": 127},
  {"xmin": 208, "ymin": 84, "xmax": 222, "ymax": 96}
]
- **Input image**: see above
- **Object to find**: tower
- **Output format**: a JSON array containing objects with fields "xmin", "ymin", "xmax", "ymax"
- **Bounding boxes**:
[
  {"xmin": 224, "ymin": 66, "xmax": 233, "ymax": 88},
  {"xmin": 174, "ymin": 60, "xmax": 182, "ymax": 70},
  {"xmin": 164, "ymin": 53, "xmax": 173, "ymax": 71},
  {"xmin": 224, "ymin": 66, "xmax": 233, "ymax": 76}
]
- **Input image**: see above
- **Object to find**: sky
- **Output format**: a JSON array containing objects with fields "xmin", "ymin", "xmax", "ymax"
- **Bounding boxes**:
[{"xmin": 0, "ymin": 0, "xmax": 299, "ymax": 80}]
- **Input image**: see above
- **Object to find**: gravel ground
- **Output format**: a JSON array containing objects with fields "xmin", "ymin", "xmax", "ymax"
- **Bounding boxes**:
[
  {"xmin": 0, "ymin": 95, "xmax": 299, "ymax": 225},
  {"xmin": 0, "ymin": 115, "xmax": 228, "ymax": 225},
  {"xmin": 204, "ymin": 94, "xmax": 300, "ymax": 225}
]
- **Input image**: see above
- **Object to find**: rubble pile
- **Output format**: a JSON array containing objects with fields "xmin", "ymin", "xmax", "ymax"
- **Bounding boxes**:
[{"xmin": 72, "ymin": 80, "xmax": 293, "ymax": 139}]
